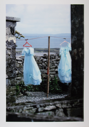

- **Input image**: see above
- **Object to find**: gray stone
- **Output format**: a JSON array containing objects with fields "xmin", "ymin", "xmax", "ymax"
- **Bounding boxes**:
[
  {"xmin": 43, "ymin": 59, "xmax": 47, "ymax": 62},
  {"xmin": 6, "ymin": 16, "xmax": 20, "ymax": 22},
  {"xmin": 19, "ymin": 108, "xmax": 22, "ymax": 113},
  {"xmin": 49, "ymin": 103, "xmax": 53, "ymax": 106},
  {"xmin": 56, "ymin": 109, "xmax": 66, "ymax": 117},
  {"xmin": 50, "ymin": 72, "xmax": 56, "ymax": 75},
  {"xmin": 36, "ymin": 111, "xmax": 54, "ymax": 117},
  {"xmin": 6, "ymin": 55, "xmax": 10, "ymax": 59},
  {"xmin": 56, "ymin": 61, "xmax": 59, "ymax": 64},
  {"xmin": 41, "ymin": 69, "xmax": 47, "ymax": 74},
  {"xmin": 16, "ymin": 71, "xmax": 19, "ymax": 74},
  {"xmin": 44, "ymin": 106, "xmax": 56, "ymax": 111},
  {"xmin": 56, "ymin": 58, "xmax": 60, "ymax": 61},
  {"xmin": 36, "ymin": 56, "xmax": 41, "ymax": 61},
  {"xmin": 7, "ymin": 46, "xmax": 12, "ymax": 50},
  {"xmin": 61, "ymin": 102, "xmax": 68, "ymax": 108},
  {"xmin": 28, "ymin": 108, "xmax": 37, "ymax": 114},
  {"xmin": 36, "ymin": 105, "xmax": 40, "ymax": 108},
  {"xmin": 18, "ymin": 61, "xmax": 22, "ymax": 64},
  {"xmin": 55, "ymin": 69, "xmax": 58, "ymax": 72},
  {"xmin": 50, "ymin": 69, "xmax": 55, "ymax": 72},
  {"xmin": 38, "ymin": 107, "xmax": 44, "ymax": 112},
  {"xmin": 50, "ymin": 66, "xmax": 55, "ymax": 69},
  {"xmin": 50, "ymin": 75, "xmax": 54, "ymax": 78},
  {"xmin": 16, "ymin": 77, "xmax": 22, "ymax": 80},
  {"xmin": 38, "ymin": 61, "xmax": 42, "ymax": 64},
  {"xmin": 23, "ymin": 106, "xmax": 33, "ymax": 110},
  {"xmin": 16, "ymin": 58, "xmax": 22, "ymax": 61},
  {"xmin": 42, "ymin": 63, "xmax": 46, "ymax": 67},
  {"xmin": 56, "ymin": 104, "xmax": 61, "ymax": 108},
  {"xmin": 17, "ymin": 93, "xmax": 23, "ymax": 97},
  {"xmin": 6, "ymin": 74, "xmax": 8, "ymax": 79},
  {"xmin": 40, "ymin": 104, "xmax": 45, "ymax": 107},
  {"xmin": 7, "ymin": 50, "xmax": 11, "ymax": 55},
  {"xmin": 16, "ymin": 63, "xmax": 19, "ymax": 67},
  {"xmin": 42, "ymin": 74, "xmax": 47, "ymax": 78}
]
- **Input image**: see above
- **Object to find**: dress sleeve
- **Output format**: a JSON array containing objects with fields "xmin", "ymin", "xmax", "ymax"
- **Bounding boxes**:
[
  {"xmin": 22, "ymin": 48, "xmax": 28, "ymax": 55},
  {"xmin": 68, "ymin": 43, "xmax": 71, "ymax": 51},
  {"xmin": 29, "ymin": 47, "xmax": 34, "ymax": 55}
]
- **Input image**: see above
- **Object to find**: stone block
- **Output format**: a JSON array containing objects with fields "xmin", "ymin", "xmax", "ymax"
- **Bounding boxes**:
[
  {"xmin": 55, "ymin": 69, "xmax": 58, "ymax": 72},
  {"xmin": 50, "ymin": 72, "xmax": 56, "ymax": 75},
  {"xmin": 41, "ymin": 69, "xmax": 47, "ymax": 74},
  {"xmin": 42, "ymin": 74, "xmax": 47, "ymax": 78},
  {"xmin": 38, "ymin": 61, "xmax": 42, "ymax": 64},
  {"xmin": 6, "ymin": 54, "xmax": 11, "ymax": 59},
  {"xmin": 36, "ymin": 111, "xmax": 54, "ymax": 117},
  {"xmin": 43, "ymin": 59, "xmax": 47, "ymax": 62},
  {"xmin": 38, "ymin": 107, "xmax": 44, "ymax": 112},
  {"xmin": 56, "ymin": 103, "xmax": 62, "ymax": 108},
  {"xmin": 16, "ymin": 71, "xmax": 19, "ymax": 74},
  {"xmin": 50, "ymin": 69, "xmax": 55, "ymax": 72},
  {"xmin": 16, "ymin": 77, "xmax": 22, "ymax": 80},
  {"xmin": 44, "ymin": 106, "xmax": 56, "ymax": 111},
  {"xmin": 16, "ymin": 63, "xmax": 19, "ymax": 67},
  {"xmin": 40, "ymin": 104, "xmax": 45, "ymax": 107},
  {"xmin": 56, "ymin": 58, "xmax": 60, "ymax": 61},
  {"xmin": 16, "ymin": 58, "xmax": 22, "ymax": 61},
  {"xmin": 7, "ymin": 50, "xmax": 11, "ymax": 55},
  {"xmin": 35, "ymin": 56, "xmax": 41, "ymax": 61},
  {"xmin": 7, "ymin": 79, "xmax": 16, "ymax": 86},
  {"xmin": 50, "ymin": 66, "xmax": 55, "ymax": 69},
  {"xmin": 56, "ymin": 109, "xmax": 66, "ymax": 117},
  {"xmin": 28, "ymin": 108, "xmax": 37, "ymax": 114},
  {"xmin": 50, "ymin": 75, "xmax": 54, "ymax": 78}
]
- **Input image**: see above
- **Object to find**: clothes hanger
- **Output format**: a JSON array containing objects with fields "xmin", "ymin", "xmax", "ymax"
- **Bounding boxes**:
[
  {"xmin": 23, "ymin": 39, "xmax": 32, "ymax": 47},
  {"xmin": 60, "ymin": 38, "xmax": 69, "ymax": 46}
]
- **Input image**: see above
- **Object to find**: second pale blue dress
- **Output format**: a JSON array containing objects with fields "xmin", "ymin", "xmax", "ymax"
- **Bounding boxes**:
[
  {"xmin": 58, "ymin": 43, "xmax": 72, "ymax": 83},
  {"xmin": 22, "ymin": 47, "xmax": 42, "ymax": 86}
]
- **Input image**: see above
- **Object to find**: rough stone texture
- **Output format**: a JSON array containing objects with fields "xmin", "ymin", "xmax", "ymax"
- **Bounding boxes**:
[
  {"xmin": 15, "ymin": 53, "xmax": 61, "ymax": 85},
  {"xmin": 71, "ymin": 5, "xmax": 84, "ymax": 98},
  {"xmin": 6, "ymin": 91, "xmax": 83, "ymax": 121},
  {"xmin": 6, "ymin": 40, "xmax": 16, "ymax": 85},
  {"xmin": 44, "ymin": 106, "xmax": 56, "ymax": 111},
  {"xmin": 56, "ymin": 109, "xmax": 66, "ymax": 117},
  {"xmin": 6, "ymin": 16, "xmax": 20, "ymax": 86}
]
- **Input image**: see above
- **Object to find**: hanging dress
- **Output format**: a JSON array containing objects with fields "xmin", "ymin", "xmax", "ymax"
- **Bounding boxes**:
[
  {"xmin": 58, "ymin": 43, "xmax": 72, "ymax": 83},
  {"xmin": 22, "ymin": 47, "xmax": 42, "ymax": 86}
]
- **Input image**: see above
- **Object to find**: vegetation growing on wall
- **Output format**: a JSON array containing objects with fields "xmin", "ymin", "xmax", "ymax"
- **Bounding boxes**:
[{"xmin": 15, "ymin": 30, "xmax": 25, "ymax": 39}]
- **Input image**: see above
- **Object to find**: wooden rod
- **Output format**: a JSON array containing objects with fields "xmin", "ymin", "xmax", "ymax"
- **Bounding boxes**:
[{"xmin": 47, "ymin": 36, "xmax": 50, "ymax": 97}]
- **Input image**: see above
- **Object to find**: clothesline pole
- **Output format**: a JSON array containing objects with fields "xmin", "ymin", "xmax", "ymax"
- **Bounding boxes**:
[{"xmin": 47, "ymin": 36, "xmax": 50, "ymax": 97}]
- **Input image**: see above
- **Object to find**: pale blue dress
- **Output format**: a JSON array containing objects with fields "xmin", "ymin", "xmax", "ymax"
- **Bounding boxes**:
[
  {"xmin": 58, "ymin": 43, "xmax": 71, "ymax": 83},
  {"xmin": 22, "ymin": 47, "xmax": 42, "ymax": 85}
]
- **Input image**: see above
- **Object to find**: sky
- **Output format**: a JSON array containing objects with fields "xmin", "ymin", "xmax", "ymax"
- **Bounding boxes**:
[{"xmin": 6, "ymin": 4, "xmax": 71, "ymax": 34}]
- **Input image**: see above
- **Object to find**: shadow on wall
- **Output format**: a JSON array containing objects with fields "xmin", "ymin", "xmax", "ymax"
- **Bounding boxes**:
[{"xmin": 71, "ymin": 5, "xmax": 84, "ymax": 97}]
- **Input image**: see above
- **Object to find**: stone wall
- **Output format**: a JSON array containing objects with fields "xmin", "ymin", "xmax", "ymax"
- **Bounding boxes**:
[
  {"xmin": 6, "ymin": 40, "xmax": 16, "ymax": 85},
  {"xmin": 15, "ymin": 53, "xmax": 61, "ymax": 85},
  {"xmin": 6, "ymin": 16, "xmax": 20, "ymax": 86},
  {"xmin": 6, "ymin": 90, "xmax": 83, "ymax": 121}
]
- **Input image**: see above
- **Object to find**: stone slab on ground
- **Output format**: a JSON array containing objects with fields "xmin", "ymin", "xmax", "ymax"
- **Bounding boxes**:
[
  {"xmin": 6, "ymin": 112, "xmax": 83, "ymax": 121},
  {"xmin": 15, "ymin": 93, "xmax": 68, "ymax": 104}
]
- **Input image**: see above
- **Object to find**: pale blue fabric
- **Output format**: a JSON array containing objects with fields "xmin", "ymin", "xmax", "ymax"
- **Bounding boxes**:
[
  {"xmin": 58, "ymin": 43, "xmax": 71, "ymax": 83},
  {"xmin": 22, "ymin": 47, "xmax": 42, "ymax": 85}
]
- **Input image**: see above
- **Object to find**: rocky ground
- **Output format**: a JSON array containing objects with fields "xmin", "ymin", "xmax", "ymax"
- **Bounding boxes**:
[{"xmin": 6, "ymin": 86, "xmax": 83, "ymax": 122}]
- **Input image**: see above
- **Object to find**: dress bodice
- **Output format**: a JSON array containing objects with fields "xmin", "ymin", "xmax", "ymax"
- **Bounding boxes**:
[
  {"xmin": 59, "ymin": 43, "xmax": 71, "ymax": 56},
  {"xmin": 22, "ymin": 47, "xmax": 34, "ymax": 56}
]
